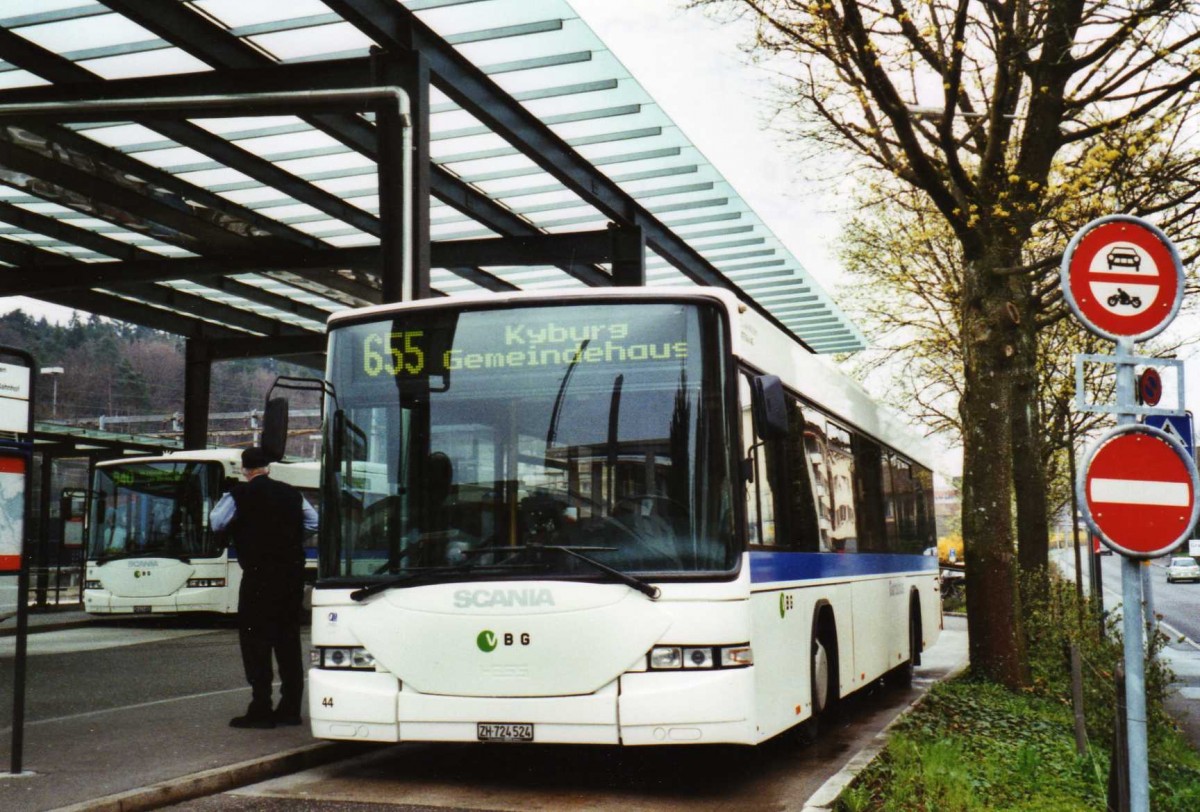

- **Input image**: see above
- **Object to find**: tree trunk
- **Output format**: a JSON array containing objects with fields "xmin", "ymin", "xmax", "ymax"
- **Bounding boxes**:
[
  {"xmin": 959, "ymin": 252, "xmax": 1027, "ymax": 689},
  {"xmin": 1012, "ymin": 294, "xmax": 1050, "ymax": 590}
]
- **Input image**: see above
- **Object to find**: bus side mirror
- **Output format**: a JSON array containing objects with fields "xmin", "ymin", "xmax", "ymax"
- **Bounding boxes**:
[
  {"xmin": 261, "ymin": 397, "xmax": 289, "ymax": 462},
  {"xmin": 751, "ymin": 375, "xmax": 788, "ymax": 440}
]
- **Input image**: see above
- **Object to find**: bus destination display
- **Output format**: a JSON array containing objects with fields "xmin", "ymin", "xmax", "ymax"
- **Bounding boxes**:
[{"xmin": 357, "ymin": 312, "xmax": 691, "ymax": 382}]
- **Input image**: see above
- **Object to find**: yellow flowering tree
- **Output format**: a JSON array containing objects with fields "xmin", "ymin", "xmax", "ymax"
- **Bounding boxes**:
[{"xmin": 696, "ymin": 0, "xmax": 1200, "ymax": 687}]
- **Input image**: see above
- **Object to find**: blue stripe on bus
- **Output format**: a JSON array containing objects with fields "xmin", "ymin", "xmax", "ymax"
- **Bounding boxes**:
[
  {"xmin": 750, "ymin": 551, "xmax": 937, "ymax": 584},
  {"xmin": 226, "ymin": 547, "xmax": 317, "ymax": 562}
]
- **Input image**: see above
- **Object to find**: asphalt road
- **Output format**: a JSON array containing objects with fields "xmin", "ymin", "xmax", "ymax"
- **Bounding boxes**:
[
  {"xmin": 0, "ymin": 616, "xmax": 320, "ymax": 811},
  {"xmin": 1137, "ymin": 557, "xmax": 1200, "ymax": 643},
  {"xmin": 0, "ymin": 611, "xmax": 968, "ymax": 812}
]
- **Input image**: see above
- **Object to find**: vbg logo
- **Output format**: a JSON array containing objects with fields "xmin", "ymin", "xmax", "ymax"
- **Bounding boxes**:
[{"xmin": 476, "ymin": 630, "xmax": 531, "ymax": 652}]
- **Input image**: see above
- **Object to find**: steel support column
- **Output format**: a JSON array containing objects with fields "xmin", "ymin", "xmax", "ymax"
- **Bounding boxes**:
[
  {"xmin": 374, "ymin": 48, "xmax": 431, "ymax": 301},
  {"xmin": 183, "ymin": 339, "xmax": 212, "ymax": 451},
  {"xmin": 611, "ymin": 224, "xmax": 645, "ymax": 286},
  {"xmin": 372, "ymin": 50, "xmax": 420, "ymax": 302}
]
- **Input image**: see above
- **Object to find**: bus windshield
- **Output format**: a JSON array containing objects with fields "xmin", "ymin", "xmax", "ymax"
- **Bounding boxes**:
[
  {"xmin": 88, "ymin": 461, "xmax": 225, "ymax": 562},
  {"xmin": 322, "ymin": 300, "xmax": 736, "ymax": 584}
]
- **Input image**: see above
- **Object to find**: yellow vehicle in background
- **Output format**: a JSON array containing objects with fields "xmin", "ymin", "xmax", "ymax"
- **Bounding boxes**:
[{"xmin": 938, "ymin": 534, "xmax": 963, "ymax": 568}]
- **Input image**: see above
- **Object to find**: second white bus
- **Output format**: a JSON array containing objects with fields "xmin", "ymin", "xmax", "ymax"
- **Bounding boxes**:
[{"xmin": 83, "ymin": 448, "xmax": 319, "ymax": 616}]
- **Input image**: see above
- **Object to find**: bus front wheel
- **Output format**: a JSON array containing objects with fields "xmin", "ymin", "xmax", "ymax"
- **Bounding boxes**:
[{"xmin": 798, "ymin": 612, "xmax": 836, "ymax": 745}]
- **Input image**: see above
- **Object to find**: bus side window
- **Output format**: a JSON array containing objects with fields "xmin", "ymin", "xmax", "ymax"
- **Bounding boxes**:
[
  {"xmin": 852, "ymin": 434, "xmax": 887, "ymax": 551},
  {"xmin": 739, "ymin": 374, "xmax": 777, "ymax": 546},
  {"xmin": 826, "ymin": 422, "xmax": 857, "ymax": 552},
  {"xmin": 782, "ymin": 398, "xmax": 821, "ymax": 551}
]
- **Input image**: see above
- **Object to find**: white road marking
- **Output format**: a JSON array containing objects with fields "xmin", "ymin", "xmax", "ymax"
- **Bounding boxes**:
[
  {"xmin": 0, "ymin": 626, "xmax": 214, "ymax": 657},
  {"xmin": 1090, "ymin": 478, "xmax": 1189, "ymax": 506},
  {"xmin": 0, "ymin": 685, "xmax": 257, "ymax": 732}
]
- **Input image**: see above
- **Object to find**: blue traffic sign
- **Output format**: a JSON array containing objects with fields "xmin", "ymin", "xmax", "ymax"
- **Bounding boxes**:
[{"xmin": 1145, "ymin": 412, "xmax": 1194, "ymax": 459}]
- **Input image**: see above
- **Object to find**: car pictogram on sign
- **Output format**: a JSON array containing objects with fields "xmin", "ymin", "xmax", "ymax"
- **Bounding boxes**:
[
  {"xmin": 1106, "ymin": 246, "xmax": 1141, "ymax": 272},
  {"xmin": 1061, "ymin": 215, "xmax": 1183, "ymax": 341}
]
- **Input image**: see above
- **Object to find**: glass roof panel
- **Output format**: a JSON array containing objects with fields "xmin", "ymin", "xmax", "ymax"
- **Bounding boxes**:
[
  {"xmin": 11, "ymin": 12, "xmax": 147, "ymax": 54},
  {"xmin": 0, "ymin": 70, "xmax": 49, "ymax": 90},
  {"xmin": 75, "ymin": 123, "xmax": 170, "ymax": 150},
  {"xmin": 79, "ymin": 48, "xmax": 211, "ymax": 80},
  {"xmin": 189, "ymin": 0, "xmax": 333, "ymax": 30},
  {"xmin": 246, "ymin": 22, "xmax": 373, "ymax": 62},
  {"xmin": 0, "ymin": 1, "xmax": 103, "ymax": 22},
  {"xmin": 0, "ymin": 0, "xmax": 863, "ymax": 352}
]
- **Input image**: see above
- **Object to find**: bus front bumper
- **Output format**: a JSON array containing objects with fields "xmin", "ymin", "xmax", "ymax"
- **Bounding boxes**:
[
  {"xmin": 83, "ymin": 587, "xmax": 231, "ymax": 615},
  {"xmin": 308, "ymin": 666, "xmax": 756, "ymax": 745}
]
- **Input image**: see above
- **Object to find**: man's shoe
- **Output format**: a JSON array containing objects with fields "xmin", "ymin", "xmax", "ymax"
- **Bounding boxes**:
[{"xmin": 229, "ymin": 714, "xmax": 275, "ymax": 729}]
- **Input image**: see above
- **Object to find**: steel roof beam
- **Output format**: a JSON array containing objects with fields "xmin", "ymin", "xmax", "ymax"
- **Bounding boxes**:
[
  {"xmin": 0, "ymin": 239, "xmax": 242, "ymax": 339},
  {"xmin": 432, "ymin": 229, "xmax": 618, "ymax": 267},
  {"xmin": 0, "ymin": 26, "xmax": 384, "ymax": 240},
  {"xmin": 0, "ymin": 236, "xmax": 315, "ymax": 337},
  {"xmin": 0, "ymin": 125, "xmax": 381, "ymax": 305},
  {"xmin": 205, "ymin": 335, "xmax": 328, "ymax": 362},
  {"xmin": 89, "ymin": 2, "xmax": 612, "ymax": 287},
  {"xmin": 0, "ymin": 199, "xmax": 359, "ymax": 322},
  {"xmin": 326, "ymin": 1, "xmax": 746, "ymax": 293}
]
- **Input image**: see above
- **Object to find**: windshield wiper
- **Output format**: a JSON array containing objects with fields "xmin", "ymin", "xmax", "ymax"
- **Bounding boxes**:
[
  {"xmin": 349, "ymin": 563, "xmax": 537, "ymax": 602},
  {"xmin": 465, "ymin": 544, "xmax": 660, "ymax": 600}
]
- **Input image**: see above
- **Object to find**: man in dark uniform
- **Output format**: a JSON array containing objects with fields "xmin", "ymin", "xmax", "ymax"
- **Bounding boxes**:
[{"xmin": 211, "ymin": 447, "xmax": 318, "ymax": 728}]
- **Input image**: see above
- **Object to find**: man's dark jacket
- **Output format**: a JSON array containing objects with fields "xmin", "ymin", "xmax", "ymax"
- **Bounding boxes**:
[{"xmin": 228, "ymin": 475, "xmax": 306, "ymax": 623}]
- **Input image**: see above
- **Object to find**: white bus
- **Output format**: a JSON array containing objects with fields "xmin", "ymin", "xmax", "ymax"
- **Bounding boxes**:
[
  {"xmin": 82, "ymin": 448, "xmax": 319, "ymax": 616},
  {"xmin": 303, "ymin": 288, "xmax": 939, "ymax": 745}
]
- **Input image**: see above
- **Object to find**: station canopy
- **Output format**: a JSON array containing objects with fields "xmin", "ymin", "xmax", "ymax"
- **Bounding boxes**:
[{"xmin": 0, "ymin": 0, "xmax": 865, "ymax": 358}]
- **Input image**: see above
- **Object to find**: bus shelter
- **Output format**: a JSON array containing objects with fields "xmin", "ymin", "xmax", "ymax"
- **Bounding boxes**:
[{"xmin": 0, "ymin": 0, "xmax": 866, "ymax": 608}]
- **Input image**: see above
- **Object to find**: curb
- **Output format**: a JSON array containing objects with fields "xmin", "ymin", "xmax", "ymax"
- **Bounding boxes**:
[
  {"xmin": 46, "ymin": 741, "xmax": 364, "ymax": 812},
  {"xmin": 800, "ymin": 661, "xmax": 970, "ymax": 811}
]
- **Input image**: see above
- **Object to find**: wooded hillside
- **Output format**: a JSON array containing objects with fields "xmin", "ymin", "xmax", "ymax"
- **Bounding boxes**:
[{"xmin": 0, "ymin": 309, "xmax": 318, "ymax": 423}]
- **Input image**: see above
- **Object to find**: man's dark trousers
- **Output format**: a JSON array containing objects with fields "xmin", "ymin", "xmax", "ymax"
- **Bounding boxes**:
[{"xmin": 238, "ymin": 568, "xmax": 304, "ymax": 718}]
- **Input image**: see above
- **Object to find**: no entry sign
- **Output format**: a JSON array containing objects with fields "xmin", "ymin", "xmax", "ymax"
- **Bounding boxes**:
[
  {"xmin": 1061, "ymin": 215, "xmax": 1183, "ymax": 341},
  {"xmin": 1081, "ymin": 424, "xmax": 1199, "ymax": 558}
]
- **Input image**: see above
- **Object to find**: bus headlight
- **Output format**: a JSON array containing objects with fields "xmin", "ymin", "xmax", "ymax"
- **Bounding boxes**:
[
  {"xmin": 185, "ymin": 578, "xmax": 226, "ymax": 588},
  {"xmin": 84, "ymin": 580, "xmax": 101, "ymax": 590},
  {"xmin": 648, "ymin": 644, "xmax": 752, "ymax": 670},
  {"xmin": 649, "ymin": 646, "xmax": 682, "ymax": 669},
  {"xmin": 312, "ymin": 646, "xmax": 376, "ymax": 670}
]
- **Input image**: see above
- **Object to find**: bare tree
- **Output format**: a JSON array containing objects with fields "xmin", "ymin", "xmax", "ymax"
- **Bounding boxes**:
[{"xmin": 697, "ymin": 0, "xmax": 1200, "ymax": 687}]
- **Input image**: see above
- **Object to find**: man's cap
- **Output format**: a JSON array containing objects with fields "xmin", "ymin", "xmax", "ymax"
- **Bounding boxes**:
[{"xmin": 241, "ymin": 447, "xmax": 269, "ymax": 469}]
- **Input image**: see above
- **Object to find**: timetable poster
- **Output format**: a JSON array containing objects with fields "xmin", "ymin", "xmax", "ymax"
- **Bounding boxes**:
[{"xmin": 0, "ymin": 453, "xmax": 25, "ymax": 573}]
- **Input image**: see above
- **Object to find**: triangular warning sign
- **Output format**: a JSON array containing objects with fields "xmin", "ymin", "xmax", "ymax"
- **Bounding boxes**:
[{"xmin": 1161, "ymin": 420, "xmax": 1185, "ymax": 444}]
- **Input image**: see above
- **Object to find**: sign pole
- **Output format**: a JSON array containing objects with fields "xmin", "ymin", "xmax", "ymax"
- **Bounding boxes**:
[
  {"xmin": 1063, "ymin": 216, "xmax": 1192, "ymax": 812},
  {"xmin": 0, "ymin": 347, "xmax": 35, "ymax": 778},
  {"xmin": 1115, "ymin": 340, "xmax": 1149, "ymax": 812}
]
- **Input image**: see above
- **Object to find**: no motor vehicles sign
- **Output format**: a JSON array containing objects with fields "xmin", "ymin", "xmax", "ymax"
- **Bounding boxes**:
[
  {"xmin": 1081, "ymin": 424, "xmax": 1199, "ymax": 558},
  {"xmin": 1061, "ymin": 215, "xmax": 1183, "ymax": 341}
]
